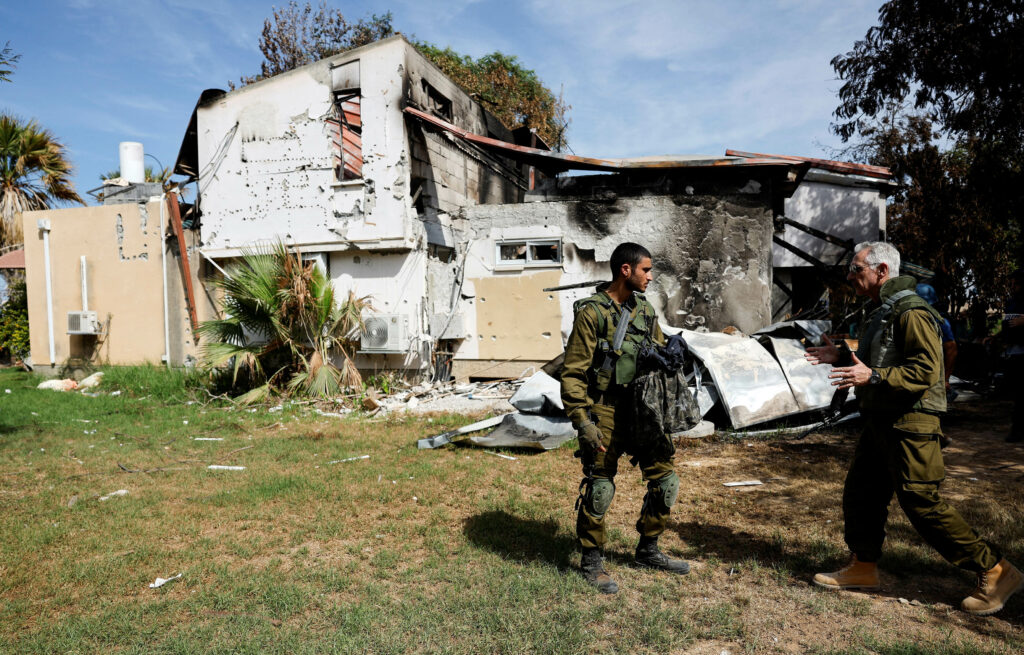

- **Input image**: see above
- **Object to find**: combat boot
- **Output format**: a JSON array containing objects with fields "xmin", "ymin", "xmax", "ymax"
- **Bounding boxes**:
[
  {"xmin": 634, "ymin": 536, "xmax": 690, "ymax": 574},
  {"xmin": 961, "ymin": 558, "xmax": 1024, "ymax": 615},
  {"xmin": 813, "ymin": 554, "xmax": 879, "ymax": 590},
  {"xmin": 580, "ymin": 548, "xmax": 618, "ymax": 594}
]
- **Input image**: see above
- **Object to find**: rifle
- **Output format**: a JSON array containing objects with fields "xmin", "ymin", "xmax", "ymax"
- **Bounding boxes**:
[{"xmin": 599, "ymin": 294, "xmax": 634, "ymax": 374}]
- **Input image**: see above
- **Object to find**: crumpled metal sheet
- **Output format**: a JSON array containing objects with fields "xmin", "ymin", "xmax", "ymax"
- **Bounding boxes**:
[
  {"xmin": 509, "ymin": 371, "xmax": 564, "ymax": 415},
  {"xmin": 681, "ymin": 330, "xmax": 801, "ymax": 428},
  {"xmin": 754, "ymin": 319, "xmax": 831, "ymax": 346},
  {"xmin": 761, "ymin": 336, "xmax": 834, "ymax": 411},
  {"xmin": 468, "ymin": 412, "xmax": 575, "ymax": 451}
]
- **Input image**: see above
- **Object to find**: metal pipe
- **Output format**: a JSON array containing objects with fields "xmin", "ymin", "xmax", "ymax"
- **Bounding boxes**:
[
  {"xmin": 80, "ymin": 255, "xmax": 88, "ymax": 311},
  {"xmin": 158, "ymin": 195, "xmax": 171, "ymax": 365},
  {"xmin": 37, "ymin": 219, "xmax": 56, "ymax": 365}
]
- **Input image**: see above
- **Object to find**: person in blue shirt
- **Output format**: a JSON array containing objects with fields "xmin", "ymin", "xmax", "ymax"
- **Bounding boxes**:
[{"xmin": 916, "ymin": 283, "xmax": 957, "ymax": 401}]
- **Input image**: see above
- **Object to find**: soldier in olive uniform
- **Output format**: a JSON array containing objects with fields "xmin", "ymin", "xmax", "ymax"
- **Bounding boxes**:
[
  {"xmin": 561, "ymin": 242, "xmax": 690, "ymax": 595},
  {"xmin": 806, "ymin": 241, "xmax": 1022, "ymax": 615}
]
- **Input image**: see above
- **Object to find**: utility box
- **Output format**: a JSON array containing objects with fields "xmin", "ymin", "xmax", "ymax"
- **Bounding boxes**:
[
  {"xmin": 67, "ymin": 310, "xmax": 101, "ymax": 335},
  {"xmin": 359, "ymin": 314, "xmax": 410, "ymax": 353}
]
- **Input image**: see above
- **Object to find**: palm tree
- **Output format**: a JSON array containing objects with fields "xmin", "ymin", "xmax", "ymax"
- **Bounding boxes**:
[
  {"xmin": 197, "ymin": 241, "xmax": 372, "ymax": 403},
  {"xmin": 0, "ymin": 114, "xmax": 83, "ymax": 246}
]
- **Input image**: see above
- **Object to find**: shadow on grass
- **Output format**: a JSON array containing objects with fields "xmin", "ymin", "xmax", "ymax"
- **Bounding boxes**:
[{"xmin": 463, "ymin": 510, "xmax": 577, "ymax": 571}]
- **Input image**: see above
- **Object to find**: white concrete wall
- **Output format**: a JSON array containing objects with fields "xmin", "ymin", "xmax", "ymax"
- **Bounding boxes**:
[
  {"xmin": 774, "ymin": 176, "xmax": 886, "ymax": 267},
  {"xmin": 196, "ymin": 38, "xmax": 415, "ymax": 256}
]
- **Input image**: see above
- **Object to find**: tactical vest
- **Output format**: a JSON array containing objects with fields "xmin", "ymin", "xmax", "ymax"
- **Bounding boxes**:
[
  {"xmin": 572, "ymin": 291, "xmax": 657, "ymax": 392},
  {"xmin": 855, "ymin": 281, "xmax": 947, "ymax": 414}
]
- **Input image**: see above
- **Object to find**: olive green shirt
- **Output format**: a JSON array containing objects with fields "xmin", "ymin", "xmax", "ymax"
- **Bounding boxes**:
[
  {"xmin": 561, "ymin": 294, "xmax": 665, "ymax": 428},
  {"xmin": 856, "ymin": 278, "xmax": 945, "ymax": 433}
]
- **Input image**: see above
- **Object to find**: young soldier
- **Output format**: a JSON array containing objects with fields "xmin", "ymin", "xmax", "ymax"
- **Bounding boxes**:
[
  {"xmin": 561, "ymin": 242, "xmax": 689, "ymax": 594},
  {"xmin": 806, "ymin": 241, "xmax": 1022, "ymax": 615}
]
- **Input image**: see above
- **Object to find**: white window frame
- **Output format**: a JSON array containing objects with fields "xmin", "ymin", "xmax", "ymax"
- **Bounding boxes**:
[{"xmin": 495, "ymin": 238, "xmax": 562, "ymax": 269}]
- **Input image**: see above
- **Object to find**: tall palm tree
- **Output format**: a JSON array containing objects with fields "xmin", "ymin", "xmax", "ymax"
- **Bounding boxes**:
[{"xmin": 0, "ymin": 114, "xmax": 84, "ymax": 246}]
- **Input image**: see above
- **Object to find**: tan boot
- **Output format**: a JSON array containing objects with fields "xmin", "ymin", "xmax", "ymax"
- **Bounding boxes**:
[
  {"xmin": 813, "ymin": 554, "xmax": 880, "ymax": 590},
  {"xmin": 961, "ymin": 559, "xmax": 1024, "ymax": 616}
]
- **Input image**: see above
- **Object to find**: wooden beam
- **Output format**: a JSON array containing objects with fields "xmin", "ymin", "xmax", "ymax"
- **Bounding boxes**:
[{"xmin": 166, "ymin": 193, "xmax": 199, "ymax": 338}]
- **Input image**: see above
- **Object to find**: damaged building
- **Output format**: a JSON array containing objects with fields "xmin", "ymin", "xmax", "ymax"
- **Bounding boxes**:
[
  {"xmin": 20, "ymin": 34, "xmax": 891, "ymax": 383},
  {"xmin": 175, "ymin": 35, "xmax": 817, "ymax": 381}
]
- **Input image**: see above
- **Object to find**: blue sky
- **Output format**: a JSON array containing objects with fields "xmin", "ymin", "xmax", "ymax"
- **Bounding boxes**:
[{"xmin": 2, "ymin": 0, "xmax": 883, "ymax": 204}]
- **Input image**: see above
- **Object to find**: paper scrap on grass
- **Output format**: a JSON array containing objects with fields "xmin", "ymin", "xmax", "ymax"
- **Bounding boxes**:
[
  {"xmin": 208, "ymin": 465, "xmax": 246, "ymax": 471},
  {"xmin": 194, "ymin": 437, "xmax": 224, "ymax": 441},
  {"xmin": 327, "ymin": 455, "xmax": 369, "ymax": 464},
  {"xmin": 148, "ymin": 573, "xmax": 182, "ymax": 589},
  {"xmin": 723, "ymin": 480, "xmax": 763, "ymax": 487},
  {"xmin": 99, "ymin": 489, "xmax": 129, "ymax": 501}
]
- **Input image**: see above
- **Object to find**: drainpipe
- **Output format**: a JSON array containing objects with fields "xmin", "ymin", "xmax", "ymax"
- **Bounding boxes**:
[
  {"xmin": 80, "ymin": 256, "xmax": 88, "ymax": 311},
  {"xmin": 158, "ymin": 195, "xmax": 171, "ymax": 365},
  {"xmin": 37, "ymin": 218, "xmax": 56, "ymax": 366}
]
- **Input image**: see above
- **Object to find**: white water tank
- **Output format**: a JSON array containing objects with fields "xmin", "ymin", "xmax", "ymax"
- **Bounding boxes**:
[{"xmin": 119, "ymin": 141, "xmax": 145, "ymax": 183}]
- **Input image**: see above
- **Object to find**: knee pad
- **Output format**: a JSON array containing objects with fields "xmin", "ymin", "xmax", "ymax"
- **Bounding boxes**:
[
  {"xmin": 645, "ymin": 472, "xmax": 679, "ymax": 513},
  {"xmin": 585, "ymin": 479, "xmax": 616, "ymax": 519}
]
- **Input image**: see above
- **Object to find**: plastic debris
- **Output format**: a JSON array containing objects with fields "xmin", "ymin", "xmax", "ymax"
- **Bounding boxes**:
[
  {"xmin": 194, "ymin": 437, "xmax": 224, "ymax": 441},
  {"xmin": 79, "ymin": 371, "xmax": 105, "ymax": 389},
  {"xmin": 207, "ymin": 465, "xmax": 246, "ymax": 471},
  {"xmin": 723, "ymin": 480, "xmax": 763, "ymax": 487},
  {"xmin": 148, "ymin": 573, "xmax": 182, "ymax": 589},
  {"xmin": 484, "ymin": 451, "xmax": 517, "ymax": 461},
  {"xmin": 327, "ymin": 455, "xmax": 370, "ymax": 464},
  {"xmin": 38, "ymin": 378, "xmax": 78, "ymax": 391},
  {"xmin": 99, "ymin": 489, "xmax": 129, "ymax": 501}
]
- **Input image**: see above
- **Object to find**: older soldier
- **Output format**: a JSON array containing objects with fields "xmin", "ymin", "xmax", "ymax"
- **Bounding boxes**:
[
  {"xmin": 561, "ymin": 242, "xmax": 689, "ymax": 595},
  {"xmin": 806, "ymin": 241, "xmax": 1022, "ymax": 615}
]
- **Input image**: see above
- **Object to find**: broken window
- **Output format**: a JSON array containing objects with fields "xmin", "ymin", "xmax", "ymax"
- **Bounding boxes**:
[
  {"xmin": 496, "ymin": 239, "xmax": 562, "ymax": 267},
  {"xmin": 329, "ymin": 91, "xmax": 362, "ymax": 180},
  {"xmin": 421, "ymin": 80, "xmax": 452, "ymax": 121}
]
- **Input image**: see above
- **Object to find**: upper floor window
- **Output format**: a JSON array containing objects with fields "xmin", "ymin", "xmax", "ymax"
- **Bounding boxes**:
[{"xmin": 329, "ymin": 91, "xmax": 362, "ymax": 180}]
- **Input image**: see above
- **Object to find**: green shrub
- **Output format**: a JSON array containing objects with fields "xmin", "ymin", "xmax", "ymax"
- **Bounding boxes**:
[{"xmin": 0, "ymin": 276, "xmax": 28, "ymax": 361}]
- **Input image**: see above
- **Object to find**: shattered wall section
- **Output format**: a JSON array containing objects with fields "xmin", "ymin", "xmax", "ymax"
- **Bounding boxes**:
[
  {"xmin": 404, "ymin": 46, "xmax": 526, "ymax": 219},
  {"xmin": 197, "ymin": 37, "xmax": 417, "ymax": 255}
]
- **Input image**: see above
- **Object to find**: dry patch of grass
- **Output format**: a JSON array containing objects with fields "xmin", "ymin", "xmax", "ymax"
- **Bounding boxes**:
[{"xmin": 0, "ymin": 368, "xmax": 1021, "ymax": 654}]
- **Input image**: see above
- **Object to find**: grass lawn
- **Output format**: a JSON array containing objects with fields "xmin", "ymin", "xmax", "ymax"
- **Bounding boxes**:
[{"xmin": 0, "ymin": 366, "xmax": 1022, "ymax": 654}]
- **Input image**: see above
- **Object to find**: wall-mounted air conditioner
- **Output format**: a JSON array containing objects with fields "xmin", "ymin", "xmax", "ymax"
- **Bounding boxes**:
[
  {"xmin": 68, "ymin": 311, "xmax": 101, "ymax": 335},
  {"xmin": 360, "ymin": 314, "xmax": 410, "ymax": 353}
]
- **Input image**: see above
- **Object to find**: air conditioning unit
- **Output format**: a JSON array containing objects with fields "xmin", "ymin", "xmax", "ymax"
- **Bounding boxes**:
[
  {"xmin": 68, "ymin": 311, "xmax": 101, "ymax": 335},
  {"xmin": 360, "ymin": 314, "xmax": 410, "ymax": 353}
]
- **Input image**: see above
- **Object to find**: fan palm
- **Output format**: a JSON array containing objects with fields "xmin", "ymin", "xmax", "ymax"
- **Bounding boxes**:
[
  {"xmin": 197, "ymin": 241, "xmax": 372, "ymax": 403},
  {"xmin": 0, "ymin": 114, "xmax": 84, "ymax": 246}
]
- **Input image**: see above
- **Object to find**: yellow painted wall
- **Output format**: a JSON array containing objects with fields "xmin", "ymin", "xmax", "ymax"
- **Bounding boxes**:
[{"xmin": 22, "ymin": 200, "xmax": 212, "ymax": 368}]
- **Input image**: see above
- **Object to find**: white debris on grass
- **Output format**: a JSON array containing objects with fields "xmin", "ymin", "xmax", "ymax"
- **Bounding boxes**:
[
  {"xmin": 484, "ymin": 451, "xmax": 517, "ymax": 461},
  {"xmin": 208, "ymin": 465, "xmax": 246, "ymax": 471},
  {"xmin": 193, "ymin": 437, "xmax": 224, "ymax": 441},
  {"xmin": 148, "ymin": 573, "xmax": 182, "ymax": 589},
  {"xmin": 327, "ymin": 455, "xmax": 369, "ymax": 464},
  {"xmin": 723, "ymin": 480, "xmax": 763, "ymax": 487},
  {"xmin": 99, "ymin": 489, "xmax": 129, "ymax": 501},
  {"xmin": 79, "ymin": 372, "xmax": 104, "ymax": 389}
]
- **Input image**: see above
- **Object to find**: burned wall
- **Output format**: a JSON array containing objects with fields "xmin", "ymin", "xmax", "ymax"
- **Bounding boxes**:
[{"xmin": 459, "ymin": 171, "xmax": 777, "ymax": 344}]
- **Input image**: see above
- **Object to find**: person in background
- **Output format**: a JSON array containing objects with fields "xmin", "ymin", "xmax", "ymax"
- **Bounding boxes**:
[
  {"xmin": 916, "ymin": 283, "xmax": 957, "ymax": 402},
  {"xmin": 1002, "ymin": 271, "xmax": 1024, "ymax": 443}
]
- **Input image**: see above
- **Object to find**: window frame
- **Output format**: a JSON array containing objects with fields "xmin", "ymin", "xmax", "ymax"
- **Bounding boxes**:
[{"xmin": 494, "ymin": 238, "xmax": 562, "ymax": 269}]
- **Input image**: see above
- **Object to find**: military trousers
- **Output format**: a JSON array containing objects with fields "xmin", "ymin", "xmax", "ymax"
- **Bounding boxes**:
[
  {"xmin": 576, "ymin": 402, "xmax": 676, "ymax": 550},
  {"xmin": 843, "ymin": 413, "xmax": 999, "ymax": 572}
]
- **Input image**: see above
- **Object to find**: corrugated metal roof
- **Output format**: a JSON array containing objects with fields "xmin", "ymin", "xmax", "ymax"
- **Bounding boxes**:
[
  {"xmin": 405, "ymin": 107, "xmax": 809, "ymax": 176},
  {"xmin": 725, "ymin": 149, "xmax": 892, "ymax": 180}
]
